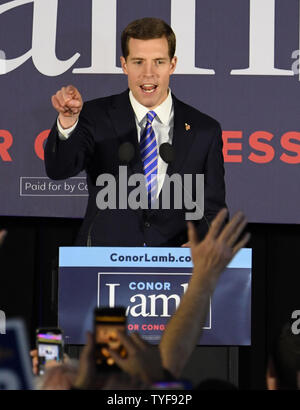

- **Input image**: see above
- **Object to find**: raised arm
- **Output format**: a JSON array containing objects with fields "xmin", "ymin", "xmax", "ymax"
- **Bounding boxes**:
[
  {"xmin": 160, "ymin": 209, "xmax": 250, "ymax": 378},
  {"xmin": 52, "ymin": 85, "xmax": 83, "ymax": 129},
  {"xmin": 44, "ymin": 85, "xmax": 94, "ymax": 180}
]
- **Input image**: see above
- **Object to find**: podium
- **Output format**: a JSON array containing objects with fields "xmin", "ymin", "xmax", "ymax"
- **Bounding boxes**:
[{"xmin": 58, "ymin": 247, "xmax": 252, "ymax": 346}]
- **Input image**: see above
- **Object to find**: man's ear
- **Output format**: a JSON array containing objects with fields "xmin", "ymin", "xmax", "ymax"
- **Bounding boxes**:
[
  {"xmin": 169, "ymin": 56, "xmax": 177, "ymax": 75},
  {"xmin": 120, "ymin": 56, "xmax": 128, "ymax": 75}
]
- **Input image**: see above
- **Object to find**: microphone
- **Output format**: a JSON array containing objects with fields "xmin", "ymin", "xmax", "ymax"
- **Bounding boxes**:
[
  {"xmin": 159, "ymin": 142, "xmax": 175, "ymax": 164},
  {"xmin": 159, "ymin": 142, "xmax": 210, "ymax": 234},
  {"xmin": 118, "ymin": 142, "xmax": 135, "ymax": 164}
]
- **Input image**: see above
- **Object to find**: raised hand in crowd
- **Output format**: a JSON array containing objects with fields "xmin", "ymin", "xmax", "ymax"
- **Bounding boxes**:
[
  {"xmin": 72, "ymin": 331, "xmax": 97, "ymax": 390},
  {"xmin": 160, "ymin": 209, "xmax": 250, "ymax": 378},
  {"xmin": 51, "ymin": 85, "xmax": 83, "ymax": 129},
  {"xmin": 30, "ymin": 349, "xmax": 71, "ymax": 376},
  {"xmin": 30, "ymin": 349, "xmax": 40, "ymax": 376},
  {"xmin": 73, "ymin": 331, "xmax": 165, "ymax": 389},
  {"xmin": 108, "ymin": 331, "xmax": 165, "ymax": 385},
  {"xmin": 38, "ymin": 362, "xmax": 78, "ymax": 390},
  {"xmin": 188, "ymin": 209, "xmax": 250, "ymax": 290}
]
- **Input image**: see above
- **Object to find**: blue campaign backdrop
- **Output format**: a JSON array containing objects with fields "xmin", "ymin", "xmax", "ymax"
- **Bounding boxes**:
[{"xmin": 0, "ymin": 0, "xmax": 299, "ymax": 223}]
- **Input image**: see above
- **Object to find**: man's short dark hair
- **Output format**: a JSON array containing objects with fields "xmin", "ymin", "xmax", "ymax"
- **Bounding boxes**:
[{"xmin": 121, "ymin": 17, "xmax": 176, "ymax": 60}]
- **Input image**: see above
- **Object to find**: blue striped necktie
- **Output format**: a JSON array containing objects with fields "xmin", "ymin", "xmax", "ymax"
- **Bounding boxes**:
[{"xmin": 140, "ymin": 111, "xmax": 158, "ymax": 206}]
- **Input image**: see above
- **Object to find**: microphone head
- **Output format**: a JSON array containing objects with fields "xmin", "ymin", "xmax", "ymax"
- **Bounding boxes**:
[
  {"xmin": 159, "ymin": 143, "xmax": 175, "ymax": 164},
  {"xmin": 118, "ymin": 142, "xmax": 135, "ymax": 164}
]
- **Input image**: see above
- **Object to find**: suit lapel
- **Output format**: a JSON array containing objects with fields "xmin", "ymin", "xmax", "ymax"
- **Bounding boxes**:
[
  {"xmin": 167, "ymin": 95, "xmax": 196, "ymax": 177},
  {"xmin": 107, "ymin": 90, "xmax": 144, "ymax": 220},
  {"xmin": 107, "ymin": 90, "xmax": 144, "ymax": 176}
]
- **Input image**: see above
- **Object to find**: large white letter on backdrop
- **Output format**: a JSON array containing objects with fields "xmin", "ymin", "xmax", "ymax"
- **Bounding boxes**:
[
  {"xmin": 231, "ymin": 0, "xmax": 294, "ymax": 76},
  {"xmin": 171, "ymin": 0, "xmax": 215, "ymax": 74},
  {"xmin": 73, "ymin": 0, "xmax": 122, "ymax": 74},
  {"xmin": 0, "ymin": 0, "xmax": 81, "ymax": 76}
]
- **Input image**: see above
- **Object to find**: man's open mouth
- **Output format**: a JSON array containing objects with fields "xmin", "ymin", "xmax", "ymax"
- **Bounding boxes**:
[{"xmin": 140, "ymin": 84, "xmax": 157, "ymax": 93}]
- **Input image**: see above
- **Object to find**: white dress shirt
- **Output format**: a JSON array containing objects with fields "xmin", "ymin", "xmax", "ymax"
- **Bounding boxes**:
[{"xmin": 57, "ymin": 90, "xmax": 174, "ymax": 197}]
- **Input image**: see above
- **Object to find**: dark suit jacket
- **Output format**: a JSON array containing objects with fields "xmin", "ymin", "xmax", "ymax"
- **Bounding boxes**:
[{"xmin": 44, "ymin": 90, "xmax": 226, "ymax": 246}]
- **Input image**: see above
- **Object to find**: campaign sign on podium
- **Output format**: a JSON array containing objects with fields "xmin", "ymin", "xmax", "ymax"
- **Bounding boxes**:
[{"xmin": 58, "ymin": 247, "xmax": 251, "ymax": 345}]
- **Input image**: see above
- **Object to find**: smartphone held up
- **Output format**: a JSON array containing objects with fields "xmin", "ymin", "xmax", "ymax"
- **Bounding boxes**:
[{"xmin": 36, "ymin": 328, "xmax": 64, "ymax": 376}]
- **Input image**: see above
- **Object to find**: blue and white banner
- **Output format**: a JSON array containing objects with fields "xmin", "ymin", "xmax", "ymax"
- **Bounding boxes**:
[{"xmin": 58, "ymin": 247, "xmax": 252, "ymax": 345}]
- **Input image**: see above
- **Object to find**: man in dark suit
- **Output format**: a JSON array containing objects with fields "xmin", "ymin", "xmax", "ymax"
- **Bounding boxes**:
[{"xmin": 45, "ymin": 17, "xmax": 226, "ymax": 247}]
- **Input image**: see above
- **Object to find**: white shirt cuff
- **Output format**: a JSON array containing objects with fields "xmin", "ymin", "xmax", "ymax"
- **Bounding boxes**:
[{"xmin": 57, "ymin": 117, "xmax": 78, "ymax": 140}]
